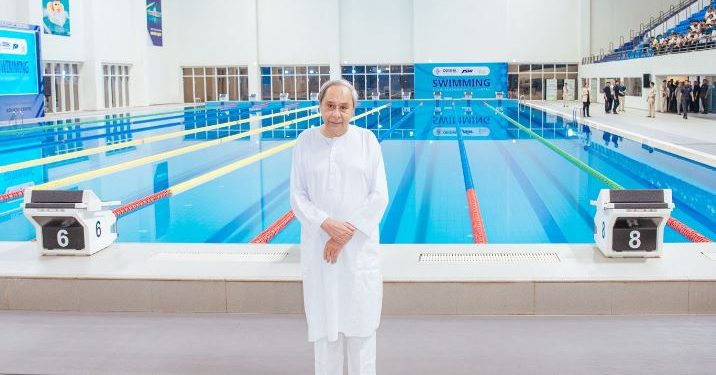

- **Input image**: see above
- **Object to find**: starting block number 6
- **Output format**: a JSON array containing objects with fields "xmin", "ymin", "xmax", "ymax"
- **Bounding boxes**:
[{"xmin": 57, "ymin": 229, "xmax": 69, "ymax": 248}]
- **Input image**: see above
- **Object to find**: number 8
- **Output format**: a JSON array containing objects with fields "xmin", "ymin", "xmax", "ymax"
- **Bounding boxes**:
[{"xmin": 629, "ymin": 230, "xmax": 641, "ymax": 249}]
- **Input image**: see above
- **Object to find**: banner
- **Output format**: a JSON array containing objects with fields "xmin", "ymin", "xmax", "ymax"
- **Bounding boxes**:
[
  {"xmin": 0, "ymin": 22, "xmax": 43, "ymax": 121},
  {"xmin": 415, "ymin": 62, "xmax": 508, "ymax": 99},
  {"xmin": 42, "ymin": 0, "xmax": 70, "ymax": 36},
  {"xmin": 146, "ymin": 0, "xmax": 163, "ymax": 46}
]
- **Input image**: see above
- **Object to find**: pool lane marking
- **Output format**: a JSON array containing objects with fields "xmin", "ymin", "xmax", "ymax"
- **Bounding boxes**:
[
  {"xmin": 0, "ymin": 105, "xmax": 317, "ymax": 174},
  {"xmin": 250, "ymin": 105, "xmax": 402, "ymax": 244},
  {"xmin": 0, "ymin": 112, "xmax": 322, "ymax": 202},
  {"xmin": 454, "ymin": 119, "xmax": 488, "ymax": 244},
  {"xmin": 113, "ymin": 104, "xmax": 392, "ymax": 219},
  {"xmin": 0, "ymin": 101, "xmax": 268, "ymax": 136},
  {"xmin": 484, "ymin": 102, "xmax": 711, "ymax": 243}
]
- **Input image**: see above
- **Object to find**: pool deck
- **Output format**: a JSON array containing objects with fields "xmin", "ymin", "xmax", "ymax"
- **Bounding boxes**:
[
  {"xmin": 526, "ymin": 100, "xmax": 716, "ymax": 168},
  {"xmin": 1, "ymin": 241, "xmax": 714, "ymax": 314}
]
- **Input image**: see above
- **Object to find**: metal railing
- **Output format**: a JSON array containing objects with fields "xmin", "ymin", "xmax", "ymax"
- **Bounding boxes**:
[
  {"xmin": 583, "ymin": 35, "xmax": 716, "ymax": 65},
  {"xmin": 586, "ymin": 0, "xmax": 714, "ymax": 64}
]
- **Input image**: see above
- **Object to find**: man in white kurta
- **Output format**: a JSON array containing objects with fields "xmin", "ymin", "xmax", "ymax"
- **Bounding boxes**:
[{"xmin": 290, "ymin": 79, "xmax": 388, "ymax": 375}]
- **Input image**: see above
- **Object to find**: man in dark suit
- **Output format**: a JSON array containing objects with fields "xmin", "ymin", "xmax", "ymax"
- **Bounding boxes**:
[
  {"xmin": 692, "ymin": 80, "xmax": 701, "ymax": 113},
  {"xmin": 603, "ymin": 82, "xmax": 613, "ymax": 113},
  {"xmin": 701, "ymin": 79, "xmax": 711, "ymax": 114},
  {"xmin": 682, "ymin": 81, "xmax": 693, "ymax": 119}
]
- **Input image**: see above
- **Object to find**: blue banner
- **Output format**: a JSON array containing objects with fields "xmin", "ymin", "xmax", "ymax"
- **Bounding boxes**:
[
  {"xmin": 0, "ymin": 22, "xmax": 43, "ymax": 121},
  {"xmin": 415, "ymin": 62, "xmax": 508, "ymax": 99},
  {"xmin": 146, "ymin": 0, "xmax": 163, "ymax": 46},
  {"xmin": 42, "ymin": 0, "xmax": 70, "ymax": 36}
]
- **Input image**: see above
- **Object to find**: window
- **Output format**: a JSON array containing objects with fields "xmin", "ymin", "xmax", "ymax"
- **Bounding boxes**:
[
  {"xmin": 182, "ymin": 66, "xmax": 249, "ymax": 103},
  {"xmin": 623, "ymin": 77, "xmax": 643, "ymax": 96},
  {"xmin": 507, "ymin": 63, "xmax": 579, "ymax": 100},
  {"xmin": 43, "ymin": 62, "xmax": 81, "ymax": 113},
  {"xmin": 260, "ymin": 65, "xmax": 330, "ymax": 100},
  {"xmin": 342, "ymin": 64, "xmax": 414, "ymax": 99},
  {"xmin": 103, "ymin": 64, "xmax": 131, "ymax": 109}
]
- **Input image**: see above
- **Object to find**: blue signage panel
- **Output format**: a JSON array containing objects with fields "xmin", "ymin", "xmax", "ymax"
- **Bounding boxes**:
[
  {"xmin": 146, "ymin": 0, "xmax": 163, "ymax": 46},
  {"xmin": 0, "ymin": 27, "xmax": 39, "ymax": 96},
  {"xmin": 42, "ymin": 0, "xmax": 71, "ymax": 36},
  {"xmin": 0, "ymin": 22, "xmax": 43, "ymax": 121},
  {"xmin": 415, "ymin": 63, "xmax": 508, "ymax": 99}
]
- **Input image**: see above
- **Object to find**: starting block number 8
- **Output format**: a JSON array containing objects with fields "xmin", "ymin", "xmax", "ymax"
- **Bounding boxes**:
[{"xmin": 629, "ymin": 230, "xmax": 641, "ymax": 249}]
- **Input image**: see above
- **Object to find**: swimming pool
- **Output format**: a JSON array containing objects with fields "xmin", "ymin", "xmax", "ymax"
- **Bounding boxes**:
[{"xmin": 0, "ymin": 100, "xmax": 714, "ymax": 244}]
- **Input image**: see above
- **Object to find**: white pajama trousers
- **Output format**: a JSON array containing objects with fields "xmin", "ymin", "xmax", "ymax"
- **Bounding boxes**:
[{"xmin": 314, "ymin": 332, "xmax": 376, "ymax": 375}]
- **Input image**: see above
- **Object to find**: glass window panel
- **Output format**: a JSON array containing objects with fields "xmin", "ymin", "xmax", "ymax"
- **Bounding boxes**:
[
  {"xmin": 183, "ymin": 77, "xmax": 194, "ymax": 103},
  {"xmin": 319, "ymin": 65, "xmax": 330, "ymax": 74},
  {"xmin": 72, "ymin": 64, "xmax": 78, "ymax": 75},
  {"xmin": 367, "ymin": 65, "xmax": 378, "ymax": 74},
  {"xmin": 111, "ymin": 76, "xmax": 117, "ymax": 107},
  {"xmin": 284, "ymin": 75, "xmax": 296, "ymax": 99},
  {"xmin": 194, "ymin": 67, "xmax": 204, "ymax": 75},
  {"xmin": 341, "ymin": 66, "xmax": 352, "ymax": 74},
  {"xmin": 55, "ymin": 75, "xmax": 62, "ymax": 111},
  {"xmin": 519, "ymin": 64, "xmax": 530, "ymax": 73},
  {"xmin": 104, "ymin": 76, "xmax": 109, "ymax": 108},
  {"xmin": 118, "ymin": 77, "xmax": 124, "ymax": 107},
  {"xmin": 239, "ymin": 76, "xmax": 248, "ymax": 100},
  {"xmin": 64, "ymin": 73, "xmax": 71, "ymax": 110},
  {"xmin": 508, "ymin": 74, "xmax": 519, "ymax": 98},
  {"xmin": 271, "ymin": 66, "xmax": 282, "ymax": 75},
  {"xmin": 402, "ymin": 65, "xmax": 414, "ymax": 73},
  {"xmin": 624, "ymin": 77, "xmax": 642, "ymax": 96},
  {"xmin": 530, "ymin": 64, "xmax": 543, "ymax": 72},
  {"xmin": 283, "ymin": 66, "xmax": 295, "ymax": 75},
  {"xmin": 227, "ymin": 67, "xmax": 238, "ymax": 75},
  {"xmin": 239, "ymin": 67, "xmax": 248, "ymax": 75},
  {"xmin": 378, "ymin": 65, "xmax": 390, "ymax": 73},
  {"xmin": 556, "ymin": 72, "xmax": 567, "ymax": 80},
  {"xmin": 44, "ymin": 63, "xmax": 51, "ymax": 75},
  {"xmin": 296, "ymin": 75, "xmax": 307, "ymax": 100},
  {"xmin": 206, "ymin": 75, "xmax": 216, "ymax": 101},
  {"xmin": 508, "ymin": 64, "xmax": 518, "ymax": 73},
  {"xmin": 366, "ymin": 75, "xmax": 377, "ymax": 97},
  {"xmin": 354, "ymin": 75, "xmax": 365, "ymax": 99},
  {"xmin": 262, "ymin": 75, "xmax": 272, "ymax": 100},
  {"xmin": 296, "ymin": 66, "xmax": 307, "ymax": 74},
  {"xmin": 308, "ymin": 76, "xmax": 320, "ymax": 97},
  {"xmin": 124, "ymin": 66, "xmax": 129, "ymax": 76},
  {"xmin": 390, "ymin": 75, "xmax": 401, "ymax": 99},
  {"xmin": 531, "ymin": 77, "xmax": 543, "ymax": 100},
  {"xmin": 206, "ymin": 67, "xmax": 216, "ymax": 76},
  {"xmin": 555, "ymin": 64, "xmax": 566, "ymax": 73},
  {"xmin": 518, "ymin": 74, "xmax": 530, "ymax": 97},
  {"xmin": 568, "ymin": 64, "xmax": 578, "ymax": 72},
  {"xmin": 103, "ymin": 65, "xmax": 108, "ymax": 75},
  {"xmin": 183, "ymin": 67, "xmax": 192, "ymax": 76},
  {"xmin": 229, "ymin": 76, "xmax": 239, "ymax": 100},
  {"xmin": 261, "ymin": 66, "xmax": 271, "ymax": 75},
  {"xmin": 378, "ymin": 74, "xmax": 389, "ymax": 98},
  {"xmin": 194, "ymin": 76, "xmax": 205, "ymax": 102},
  {"xmin": 308, "ymin": 66, "xmax": 319, "ymax": 75},
  {"xmin": 272, "ymin": 75, "xmax": 283, "ymax": 99},
  {"xmin": 353, "ymin": 65, "xmax": 365, "ymax": 74},
  {"xmin": 217, "ymin": 75, "xmax": 228, "ymax": 97},
  {"xmin": 216, "ymin": 67, "xmax": 226, "ymax": 76}
]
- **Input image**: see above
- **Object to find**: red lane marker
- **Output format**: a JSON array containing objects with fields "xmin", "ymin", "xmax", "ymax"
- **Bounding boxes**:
[
  {"xmin": 466, "ymin": 188, "xmax": 488, "ymax": 244},
  {"xmin": 0, "ymin": 189, "xmax": 24, "ymax": 203},
  {"xmin": 251, "ymin": 211, "xmax": 296, "ymax": 244},
  {"xmin": 112, "ymin": 189, "xmax": 172, "ymax": 218},
  {"xmin": 667, "ymin": 217, "xmax": 711, "ymax": 243}
]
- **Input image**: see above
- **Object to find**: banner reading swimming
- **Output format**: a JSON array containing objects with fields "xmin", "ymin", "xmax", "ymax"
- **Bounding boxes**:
[
  {"xmin": 415, "ymin": 63, "xmax": 508, "ymax": 99},
  {"xmin": 0, "ymin": 28, "xmax": 39, "ymax": 96}
]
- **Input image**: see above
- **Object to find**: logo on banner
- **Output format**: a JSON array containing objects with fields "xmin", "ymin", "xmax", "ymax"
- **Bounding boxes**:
[
  {"xmin": 432, "ymin": 66, "xmax": 491, "ymax": 76},
  {"xmin": 0, "ymin": 38, "xmax": 27, "ymax": 55}
]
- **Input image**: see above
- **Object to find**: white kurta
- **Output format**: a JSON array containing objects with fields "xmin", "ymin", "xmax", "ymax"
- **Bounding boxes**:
[{"xmin": 290, "ymin": 125, "xmax": 388, "ymax": 342}]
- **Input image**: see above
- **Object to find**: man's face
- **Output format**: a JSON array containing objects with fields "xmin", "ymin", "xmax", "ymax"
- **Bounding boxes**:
[{"xmin": 320, "ymin": 85, "xmax": 355, "ymax": 131}]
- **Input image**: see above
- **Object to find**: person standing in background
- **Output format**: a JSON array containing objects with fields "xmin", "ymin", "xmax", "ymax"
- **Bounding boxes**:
[
  {"xmin": 611, "ymin": 80, "xmax": 620, "ymax": 114},
  {"xmin": 581, "ymin": 83, "xmax": 591, "ymax": 117},
  {"xmin": 660, "ymin": 80, "xmax": 669, "ymax": 112},
  {"xmin": 618, "ymin": 80, "xmax": 626, "ymax": 112},
  {"xmin": 603, "ymin": 82, "xmax": 613, "ymax": 114},
  {"xmin": 700, "ymin": 79, "xmax": 711, "ymax": 114},
  {"xmin": 692, "ymin": 80, "xmax": 701, "ymax": 113},
  {"xmin": 563, "ymin": 82, "xmax": 570, "ymax": 107},
  {"xmin": 676, "ymin": 81, "xmax": 684, "ymax": 115},
  {"xmin": 682, "ymin": 81, "xmax": 693, "ymax": 119},
  {"xmin": 647, "ymin": 81, "xmax": 657, "ymax": 118}
]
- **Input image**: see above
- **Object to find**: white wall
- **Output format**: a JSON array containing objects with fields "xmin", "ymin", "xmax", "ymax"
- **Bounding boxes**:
[
  {"xmin": 340, "ymin": 0, "xmax": 413, "ymax": 64},
  {"xmin": 413, "ymin": 0, "xmax": 580, "ymax": 63},
  {"xmin": 579, "ymin": 49, "xmax": 716, "ymax": 109}
]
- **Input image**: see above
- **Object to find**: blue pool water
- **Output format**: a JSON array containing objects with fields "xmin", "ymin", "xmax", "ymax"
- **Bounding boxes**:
[{"xmin": 1, "ymin": 100, "xmax": 714, "ymax": 244}]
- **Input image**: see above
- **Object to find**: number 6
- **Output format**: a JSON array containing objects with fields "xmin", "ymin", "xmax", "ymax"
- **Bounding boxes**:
[
  {"xmin": 96, "ymin": 221, "xmax": 102, "ymax": 237},
  {"xmin": 57, "ymin": 229, "xmax": 69, "ymax": 247}
]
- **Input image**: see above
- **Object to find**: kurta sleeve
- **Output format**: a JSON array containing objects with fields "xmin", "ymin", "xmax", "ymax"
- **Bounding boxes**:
[
  {"xmin": 347, "ymin": 135, "xmax": 389, "ymax": 237},
  {"xmin": 290, "ymin": 140, "xmax": 329, "ymax": 232}
]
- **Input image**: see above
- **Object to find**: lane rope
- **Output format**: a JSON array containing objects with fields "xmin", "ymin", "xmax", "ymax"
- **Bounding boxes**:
[
  {"xmin": 484, "ymin": 102, "xmax": 710, "ymax": 243},
  {"xmin": 454, "ymin": 120, "xmax": 488, "ymax": 244},
  {"xmin": 0, "ymin": 105, "xmax": 317, "ymax": 174}
]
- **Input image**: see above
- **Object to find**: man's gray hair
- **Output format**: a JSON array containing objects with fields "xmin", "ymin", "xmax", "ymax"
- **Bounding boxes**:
[{"xmin": 318, "ymin": 79, "xmax": 359, "ymax": 107}]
